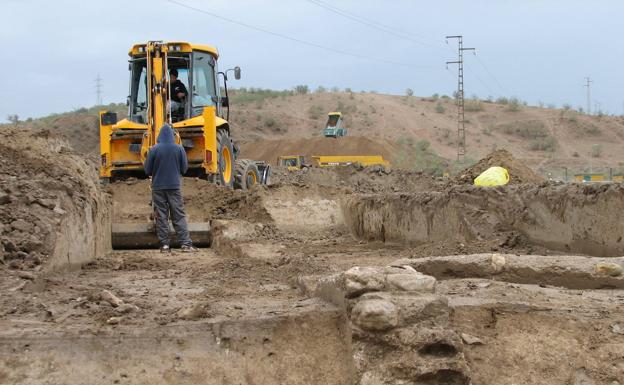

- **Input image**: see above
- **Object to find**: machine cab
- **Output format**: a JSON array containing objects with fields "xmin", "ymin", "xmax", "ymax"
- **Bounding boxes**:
[{"xmin": 128, "ymin": 43, "xmax": 224, "ymax": 125}]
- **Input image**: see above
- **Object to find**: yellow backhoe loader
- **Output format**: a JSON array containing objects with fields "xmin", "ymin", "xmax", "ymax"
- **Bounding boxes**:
[{"xmin": 100, "ymin": 41, "xmax": 269, "ymax": 249}]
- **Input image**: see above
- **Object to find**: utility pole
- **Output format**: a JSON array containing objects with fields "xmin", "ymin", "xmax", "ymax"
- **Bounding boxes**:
[
  {"xmin": 446, "ymin": 35, "xmax": 475, "ymax": 162},
  {"xmin": 95, "ymin": 74, "xmax": 103, "ymax": 106},
  {"xmin": 583, "ymin": 77, "xmax": 592, "ymax": 115}
]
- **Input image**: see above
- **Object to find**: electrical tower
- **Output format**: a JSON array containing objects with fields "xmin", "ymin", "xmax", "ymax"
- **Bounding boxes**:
[
  {"xmin": 446, "ymin": 35, "xmax": 475, "ymax": 162},
  {"xmin": 584, "ymin": 77, "xmax": 592, "ymax": 115},
  {"xmin": 95, "ymin": 74, "xmax": 103, "ymax": 106}
]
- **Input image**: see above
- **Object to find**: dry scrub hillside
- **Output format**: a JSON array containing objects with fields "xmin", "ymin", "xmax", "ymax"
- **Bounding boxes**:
[
  {"xmin": 8, "ymin": 91, "xmax": 624, "ymax": 175},
  {"xmin": 228, "ymin": 90, "xmax": 624, "ymax": 172}
]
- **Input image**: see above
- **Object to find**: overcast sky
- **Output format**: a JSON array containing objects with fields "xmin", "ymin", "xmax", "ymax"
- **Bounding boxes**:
[{"xmin": 1, "ymin": 0, "xmax": 623, "ymax": 122}]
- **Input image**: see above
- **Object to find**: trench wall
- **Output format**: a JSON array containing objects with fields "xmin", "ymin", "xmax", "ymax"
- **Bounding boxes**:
[
  {"xmin": 0, "ymin": 309, "xmax": 355, "ymax": 385},
  {"xmin": 343, "ymin": 184, "xmax": 624, "ymax": 257}
]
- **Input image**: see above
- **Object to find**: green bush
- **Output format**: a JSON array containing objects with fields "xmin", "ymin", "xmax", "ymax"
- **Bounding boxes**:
[
  {"xmin": 496, "ymin": 96, "xmax": 509, "ymax": 105},
  {"xmin": 230, "ymin": 88, "xmax": 293, "ymax": 104},
  {"xmin": 308, "ymin": 105, "xmax": 324, "ymax": 120},
  {"xmin": 506, "ymin": 98, "xmax": 521, "ymax": 112},
  {"xmin": 591, "ymin": 144, "xmax": 602, "ymax": 158},
  {"xmin": 465, "ymin": 100, "xmax": 483, "ymax": 112},
  {"xmin": 435, "ymin": 103, "xmax": 445, "ymax": 113},
  {"xmin": 416, "ymin": 140, "xmax": 430, "ymax": 151},
  {"xmin": 529, "ymin": 136, "xmax": 556, "ymax": 151},
  {"xmin": 264, "ymin": 117, "xmax": 276, "ymax": 128},
  {"xmin": 496, "ymin": 120, "xmax": 548, "ymax": 139}
]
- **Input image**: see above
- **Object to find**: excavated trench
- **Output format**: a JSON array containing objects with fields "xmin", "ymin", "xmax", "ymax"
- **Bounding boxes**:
[
  {"xmin": 3, "ymin": 180, "xmax": 624, "ymax": 384},
  {"xmin": 342, "ymin": 183, "xmax": 624, "ymax": 257}
]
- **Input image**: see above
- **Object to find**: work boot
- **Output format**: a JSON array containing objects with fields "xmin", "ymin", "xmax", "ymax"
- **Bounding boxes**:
[
  {"xmin": 181, "ymin": 245, "xmax": 198, "ymax": 253},
  {"xmin": 160, "ymin": 244, "xmax": 171, "ymax": 253}
]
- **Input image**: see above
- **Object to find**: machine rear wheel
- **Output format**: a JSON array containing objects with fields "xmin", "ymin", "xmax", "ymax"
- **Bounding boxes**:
[{"xmin": 234, "ymin": 159, "xmax": 260, "ymax": 190}]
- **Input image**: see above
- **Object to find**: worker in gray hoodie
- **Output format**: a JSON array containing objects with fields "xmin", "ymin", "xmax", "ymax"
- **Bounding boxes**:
[{"xmin": 144, "ymin": 124, "xmax": 198, "ymax": 253}]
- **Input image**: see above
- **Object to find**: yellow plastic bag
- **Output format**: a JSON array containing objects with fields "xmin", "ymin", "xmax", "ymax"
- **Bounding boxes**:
[{"xmin": 474, "ymin": 166, "xmax": 509, "ymax": 187}]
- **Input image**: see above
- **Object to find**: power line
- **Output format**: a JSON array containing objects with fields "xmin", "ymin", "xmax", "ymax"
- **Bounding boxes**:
[
  {"xmin": 473, "ymin": 54, "xmax": 507, "ymax": 95},
  {"xmin": 303, "ymin": 0, "xmax": 444, "ymax": 50},
  {"xmin": 166, "ymin": 0, "xmax": 434, "ymax": 69}
]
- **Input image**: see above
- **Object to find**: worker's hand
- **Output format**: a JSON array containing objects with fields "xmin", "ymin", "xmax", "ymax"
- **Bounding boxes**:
[{"xmin": 177, "ymin": 93, "xmax": 186, "ymax": 99}]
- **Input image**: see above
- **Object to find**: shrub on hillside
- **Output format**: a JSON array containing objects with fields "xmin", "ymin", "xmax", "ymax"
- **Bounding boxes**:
[
  {"xmin": 496, "ymin": 96, "xmax": 509, "ymax": 105},
  {"xmin": 506, "ymin": 98, "xmax": 521, "ymax": 112},
  {"xmin": 416, "ymin": 140, "xmax": 430, "ymax": 151},
  {"xmin": 465, "ymin": 100, "xmax": 484, "ymax": 112},
  {"xmin": 308, "ymin": 105, "xmax": 324, "ymax": 120},
  {"xmin": 529, "ymin": 136, "xmax": 556, "ymax": 151},
  {"xmin": 591, "ymin": 144, "xmax": 602, "ymax": 158},
  {"xmin": 496, "ymin": 120, "xmax": 548, "ymax": 139},
  {"xmin": 264, "ymin": 117, "xmax": 276, "ymax": 128},
  {"xmin": 435, "ymin": 103, "xmax": 445, "ymax": 114},
  {"xmin": 406, "ymin": 88, "xmax": 414, "ymax": 97}
]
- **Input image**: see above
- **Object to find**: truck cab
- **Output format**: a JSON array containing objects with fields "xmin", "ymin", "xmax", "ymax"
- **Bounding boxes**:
[{"xmin": 278, "ymin": 155, "xmax": 307, "ymax": 171}]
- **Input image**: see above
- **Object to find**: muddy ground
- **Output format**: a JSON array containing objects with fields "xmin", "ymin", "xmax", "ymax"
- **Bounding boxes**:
[{"xmin": 1, "ymin": 132, "xmax": 624, "ymax": 384}]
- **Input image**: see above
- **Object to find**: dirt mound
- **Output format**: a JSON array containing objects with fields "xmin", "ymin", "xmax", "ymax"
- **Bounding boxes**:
[
  {"xmin": 456, "ymin": 149, "xmax": 544, "ymax": 184},
  {"xmin": 270, "ymin": 164, "xmax": 445, "ymax": 194},
  {"xmin": 0, "ymin": 126, "xmax": 109, "ymax": 274},
  {"xmin": 238, "ymin": 136, "xmax": 399, "ymax": 166}
]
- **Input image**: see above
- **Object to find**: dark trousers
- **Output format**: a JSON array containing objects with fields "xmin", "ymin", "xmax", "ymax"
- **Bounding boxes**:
[{"xmin": 152, "ymin": 189, "xmax": 192, "ymax": 247}]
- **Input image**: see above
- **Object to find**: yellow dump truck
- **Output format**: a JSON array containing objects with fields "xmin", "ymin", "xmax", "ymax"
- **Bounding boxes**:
[{"xmin": 311, "ymin": 156, "xmax": 389, "ymax": 168}]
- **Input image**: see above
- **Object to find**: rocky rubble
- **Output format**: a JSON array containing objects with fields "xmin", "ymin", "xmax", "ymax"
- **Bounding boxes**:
[{"xmin": 309, "ymin": 264, "xmax": 472, "ymax": 384}]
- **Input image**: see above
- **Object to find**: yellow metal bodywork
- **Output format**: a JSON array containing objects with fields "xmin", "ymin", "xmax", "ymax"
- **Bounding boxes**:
[
  {"xmin": 574, "ymin": 173, "xmax": 606, "ymax": 182},
  {"xmin": 99, "ymin": 41, "xmax": 225, "ymax": 179},
  {"xmin": 327, "ymin": 112, "xmax": 342, "ymax": 117},
  {"xmin": 312, "ymin": 155, "xmax": 389, "ymax": 168},
  {"xmin": 130, "ymin": 42, "xmax": 218, "ymax": 57}
]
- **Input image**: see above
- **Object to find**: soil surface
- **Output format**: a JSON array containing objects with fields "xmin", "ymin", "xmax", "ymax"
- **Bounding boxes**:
[{"xmin": 1, "ymin": 123, "xmax": 624, "ymax": 384}]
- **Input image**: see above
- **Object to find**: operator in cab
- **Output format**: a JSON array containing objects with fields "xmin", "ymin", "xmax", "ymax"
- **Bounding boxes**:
[{"xmin": 169, "ymin": 68, "xmax": 188, "ymax": 113}]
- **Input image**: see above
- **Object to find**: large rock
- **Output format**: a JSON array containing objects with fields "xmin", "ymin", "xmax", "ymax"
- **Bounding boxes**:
[
  {"xmin": 344, "ymin": 267, "xmax": 386, "ymax": 297},
  {"xmin": 351, "ymin": 299, "xmax": 398, "ymax": 331},
  {"xmin": 11, "ymin": 219, "xmax": 34, "ymax": 233},
  {"xmin": 0, "ymin": 192, "xmax": 9, "ymax": 205},
  {"xmin": 594, "ymin": 262, "xmax": 623, "ymax": 277},
  {"xmin": 344, "ymin": 265, "xmax": 437, "ymax": 297},
  {"xmin": 386, "ymin": 272, "xmax": 436, "ymax": 293}
]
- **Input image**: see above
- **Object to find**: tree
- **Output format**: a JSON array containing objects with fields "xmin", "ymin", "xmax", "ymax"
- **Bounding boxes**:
[
  {"xmin": 294, "ymin": 85, "xmax": 309, "ymax": 94},
  {"xmin": 405, "ymin": 88, "xmax": 414, "ymax": 97},
  {"xmin": 7, "ymin": 114, "xmax": 19, "ymax": 125}
]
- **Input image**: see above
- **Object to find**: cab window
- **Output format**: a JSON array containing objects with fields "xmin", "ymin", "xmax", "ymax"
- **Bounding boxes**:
[{"xmin": 192, "ymin": 52, "xmax": 217, "ymax": 116}]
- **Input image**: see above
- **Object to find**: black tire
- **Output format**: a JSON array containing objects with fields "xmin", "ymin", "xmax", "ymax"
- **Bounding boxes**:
[
  {"xmin": 216, "ymin": 129, "xmax": 234, "ymax": 188},
  {"xmin": 234, "ymin": 159, "xmax": 260, "ymax": 190}
]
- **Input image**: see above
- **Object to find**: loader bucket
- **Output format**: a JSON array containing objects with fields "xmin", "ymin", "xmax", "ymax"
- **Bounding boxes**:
[{"xmin": 111, "ymin": 222, "xmax": 211, "ymax": 249}]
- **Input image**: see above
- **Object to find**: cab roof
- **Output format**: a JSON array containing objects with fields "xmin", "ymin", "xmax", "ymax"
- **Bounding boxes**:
[
  {"xmin": 328, "ymin": 112, "xmax": 342, "ymax": 116},
  {"xmin": 129, "ymin": 41, "xmax": 219, "ymax": 58}
]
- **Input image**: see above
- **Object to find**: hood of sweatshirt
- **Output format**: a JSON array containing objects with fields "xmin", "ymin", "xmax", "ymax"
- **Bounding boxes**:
[{"xmin": 157, "ymin": 124, "xmax": 175, "ymax": 144}]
